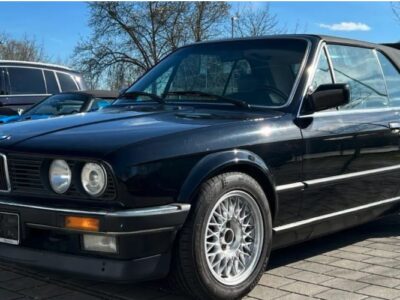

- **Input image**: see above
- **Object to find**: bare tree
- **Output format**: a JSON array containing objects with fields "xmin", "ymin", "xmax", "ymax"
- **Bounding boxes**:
[
  {"xmin": 73, "ymin": 2, "xmax": 230, "ymax": 89},
  {"xmin": 189, "ymin": 2, "xmax": 230, "ymax": 42},
  {"xmin": 0, "ymin": 33, "xmax": 47, "ymax": 61},
  {"xmin": 393, "ymin": 2, "xmax": 400, "ymax": 26},
  {"xmin": 234, "ymin": 3, "xmax": 283, "ymax": 37}
]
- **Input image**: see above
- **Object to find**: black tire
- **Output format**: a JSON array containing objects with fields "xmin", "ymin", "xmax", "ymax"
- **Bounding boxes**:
[{"xmin": 170, "ymin": 172, "xmax": 273, "ymax": 300}]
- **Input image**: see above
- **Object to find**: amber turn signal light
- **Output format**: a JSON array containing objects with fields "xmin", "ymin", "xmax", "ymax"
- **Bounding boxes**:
[{"xmin": 65, "ymin": 216, "xmax": 100, "ymax": 232}]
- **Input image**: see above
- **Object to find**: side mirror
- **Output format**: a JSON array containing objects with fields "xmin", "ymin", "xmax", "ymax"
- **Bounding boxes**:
[{"xmin": 308, "ymin": 84, "xmax": 350, "ymax": 112}]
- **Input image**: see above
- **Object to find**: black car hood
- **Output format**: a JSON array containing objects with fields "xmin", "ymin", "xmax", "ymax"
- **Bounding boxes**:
[{"xmin": 0, "ymin": 105, "xmax": 283, "ymax": 157}]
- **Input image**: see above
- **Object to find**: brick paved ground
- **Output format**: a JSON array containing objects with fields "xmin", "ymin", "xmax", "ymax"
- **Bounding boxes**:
[{"xmin": 1, "ymin": 215, "xmax": 400, "ymax": 299}]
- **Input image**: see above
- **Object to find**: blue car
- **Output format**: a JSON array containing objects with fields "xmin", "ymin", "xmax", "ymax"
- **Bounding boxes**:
[{"xmin": 0, "ymin": 90, "xmax": 118, "ymax": 124}]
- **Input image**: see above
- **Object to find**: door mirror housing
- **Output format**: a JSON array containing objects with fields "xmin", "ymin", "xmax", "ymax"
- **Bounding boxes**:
[{"xmin": 308, "ymin": 84, "xmax": 350, "ymax": 112}]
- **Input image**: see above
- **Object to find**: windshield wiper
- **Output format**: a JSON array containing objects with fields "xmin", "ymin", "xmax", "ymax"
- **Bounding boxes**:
[
  {"xmin": 119, "ymin": 91, "xmax": 165, "ymax": 104},
  {"xmin": 164, "ymin": 91, "xmax": 249, "ymax": 108}
]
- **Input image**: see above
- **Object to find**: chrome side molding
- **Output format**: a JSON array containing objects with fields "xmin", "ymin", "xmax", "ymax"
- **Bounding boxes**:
[
  {"xmin": 276, "ymin": 164, "xmax": 400, "ymax": 192},
  {"xmin": 273, "ymin": 196, "xmax": 400, "ymax": 232}
]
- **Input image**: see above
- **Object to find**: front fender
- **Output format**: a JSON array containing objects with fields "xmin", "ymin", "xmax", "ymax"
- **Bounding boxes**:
[{"xmin": 178, "ymin": 149, "xmax": 278, "ymax": 217}]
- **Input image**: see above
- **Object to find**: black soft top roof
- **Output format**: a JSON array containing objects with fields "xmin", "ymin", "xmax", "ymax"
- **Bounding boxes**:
[{"xmin": 192, "ymin": 34, "xmax": 400, "ymax": 70}]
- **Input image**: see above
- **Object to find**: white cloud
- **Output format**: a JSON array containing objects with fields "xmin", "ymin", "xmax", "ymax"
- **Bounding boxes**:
[{"xmin": 319, "ymin": 22, "xmax": 371, "ymax": 32}]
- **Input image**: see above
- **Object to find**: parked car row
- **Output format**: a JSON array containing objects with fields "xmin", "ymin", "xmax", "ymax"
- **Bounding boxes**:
[{"xmin": 1, "ymin": 35, "xmax": 400, "ymax": 300}]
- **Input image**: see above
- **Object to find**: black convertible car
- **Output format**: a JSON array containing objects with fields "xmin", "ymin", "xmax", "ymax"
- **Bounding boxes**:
[{"xmin": 0, "ymin": 35, "xmax": 399, "ymax": 300}]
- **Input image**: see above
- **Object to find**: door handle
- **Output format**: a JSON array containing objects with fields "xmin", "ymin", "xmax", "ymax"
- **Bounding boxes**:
[{"xmin": 389, "ymin": 122, "xmax": 400, "ymax": 133}]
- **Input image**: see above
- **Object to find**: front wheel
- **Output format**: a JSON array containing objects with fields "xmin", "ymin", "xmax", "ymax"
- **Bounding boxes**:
[{"xmin": 171, "ymin": 172, "xmax": 272, "ymax": 300}]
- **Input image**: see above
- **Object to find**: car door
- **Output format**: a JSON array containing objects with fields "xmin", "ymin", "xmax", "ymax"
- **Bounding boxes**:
[{"xmin": 298, "ymin": 44, "xmax": 400, "ymax": 225}]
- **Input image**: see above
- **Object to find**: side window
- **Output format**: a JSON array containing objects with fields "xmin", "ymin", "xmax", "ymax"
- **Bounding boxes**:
[
  {"xmin": 0, "ymin": 68, "xmax": 5, "ymax": 95},
  {"xmin": 311, "ymin": 48, "xmax": 333, "ymax": 90},
  {"xmin": 57, "ymin": 72, "xmax": 78, "ymax": 92},
  {"xmin": 328, "ymin": 45, "xmax": 389, "ymax": 110},
  {"xmin": 7, "ymin": 67, "xmax": 46, "ymax": 95},
  {"xmin": 44, "ymin": 71, "xmax": 59, "ymax": 94},
  {"xmin": 377, "ymin": 52, "xmax": 400, "ymax": 107}
]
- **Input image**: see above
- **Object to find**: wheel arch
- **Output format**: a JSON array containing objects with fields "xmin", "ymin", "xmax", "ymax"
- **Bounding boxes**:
[{"xmin": 177, "ymin": 149, "xmax": 279, "ymax": 221}]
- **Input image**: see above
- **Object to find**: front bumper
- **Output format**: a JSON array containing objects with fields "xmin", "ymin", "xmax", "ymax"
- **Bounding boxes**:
[{"xmin": 0, "ymin": 198, "xmax": 190, "ymax": 281}]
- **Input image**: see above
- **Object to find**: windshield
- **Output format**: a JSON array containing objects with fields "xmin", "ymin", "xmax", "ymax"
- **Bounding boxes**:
[
  {"xmin": 122, "ymin": 39, "xmax": 308, "ymax": 107},
  {"xmin": 25, "ymin": 93, "xmax": 89, "ymax": 116}
]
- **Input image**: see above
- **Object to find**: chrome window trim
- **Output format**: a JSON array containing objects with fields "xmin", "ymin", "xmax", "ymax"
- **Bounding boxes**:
[
  {"xmin": 296, "ymin": 39, "xmax": 325, "ymax": 118},
  {"xmin": 0, "ymin": 154, "xmax": 11, "ymax": 193},
  {"xmin": 276, "ymin": 164, "xmax": 400, "ymax": 192},
  {"xmin": 274, "ymin": 195, "xmax": 400, "ymax": 232},
  {"xmin": 299, "ymin": 106, "xmax": 400, "ymax": 118}
]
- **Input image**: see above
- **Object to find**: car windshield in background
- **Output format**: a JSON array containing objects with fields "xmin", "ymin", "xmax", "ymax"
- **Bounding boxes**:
[
  {"xmin": 24, "ymin": 93, "xmax": 88, "ymax": 116},
  {"xmin": 120, "ymin": 39, "xmax": 308, "ymax": 107}
]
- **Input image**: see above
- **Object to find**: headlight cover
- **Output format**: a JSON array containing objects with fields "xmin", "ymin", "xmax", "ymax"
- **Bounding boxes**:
[
  {"xmin": 49, "ymin": 160, "xmax": 72, "ymax": 194},
  {"xmin": 81, "ymin": 163, "xmax": 107, "ymax": 197}
]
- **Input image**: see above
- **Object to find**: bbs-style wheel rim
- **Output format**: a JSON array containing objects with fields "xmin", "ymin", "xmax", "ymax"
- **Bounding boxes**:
[{"xmin": 204, "ymin": 190, "xmax": 264, "ymax": 286}]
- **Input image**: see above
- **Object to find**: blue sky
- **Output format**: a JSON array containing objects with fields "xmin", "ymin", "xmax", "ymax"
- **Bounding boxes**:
[{"xmin": 0, "ymin": 2, "xmax": 398, "ymax": 64}]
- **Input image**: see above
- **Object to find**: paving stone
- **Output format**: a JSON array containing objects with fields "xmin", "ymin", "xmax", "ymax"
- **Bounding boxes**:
[
  {"xmin": 325, "ymin": 267, "xmax": 370, "ymax": 280},
  {"xmin": 327, "ymin": 250, "xmax": 371, "ymax": 262},
  {"xmin": 20, "ymin": 283, "xmax": 71, "ymax": 299},
  {"xmin": 289, "ymin": 261, "xmax": 336, "ymax": 274},
  {"xmin": 267, "ymin": 266, "xmax": 302, "ymax": 277},
  {"xmin": 365, "ymin": 243, "xmax": 400, "ymax": 252},
  {"xmin": 357, "ymin": 285, "xmax": 400, "ymax": 299},
  {"xmin": 0, "ymin": 289, "xmax": 22, "ymax": 300},
  {"xmin": 329, "ymin": 259, "xmax": 371, "ymax": 271},
  {"xmin": 362, "ymin": 265, "xmax": 400, "ymax": 278},
  {"xmin": 305, "ymin": 255, "xmax": 340, "ymax": 264},
  {"xmin": 358, "ymin": 274, "xmax": 400, "ymax": 288},
  {"xmin": 248, "ymin": 285, "xmax": 288, "ymax": 299},
  {"xmin": 321, "ymin": 278, "xmax": 368, "ymax": 292},
  {"xmin": 340, "ymin": 245, "xmax": 371, "ymax": 254},
  {"xmin": 49, "ymin": 291, "xmax": 102, "ymax": 300},
  {"xmin": 259, "ymin": 274, "xmax": 295, "ymax": 288},
  {"xmin": 280, "ymin": 281, "xmax": 329, "ymax": 296},
  {"xmin": 363, "ymin": 257, "xmax": 400, "ymax": 267},
  {"xmin": 315, "ymin": 289, "xmax": 367, "ymax": 300},
  {"xmin": 366, "ymin": 249, "xmax": 400, "ymax": 259},
  {"xmin": 0, "ymin": 271, "xmax": 22, "ymax": 282},
  {"xmin": 287, "ymin": 270, "xmax": 333, "ymax": 284},
  {"xmin": 275, "ymin": 294, "xmax": 312, "ymax": 300},
  {"xmin": 0, "ymin": 277, "xmax": 47, "ymax": 291}
]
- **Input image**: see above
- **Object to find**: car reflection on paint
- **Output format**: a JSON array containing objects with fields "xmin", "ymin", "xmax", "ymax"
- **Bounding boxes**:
[{"xmin": 0, "ymin": 90, "xmax": 118, "ymax": 124}]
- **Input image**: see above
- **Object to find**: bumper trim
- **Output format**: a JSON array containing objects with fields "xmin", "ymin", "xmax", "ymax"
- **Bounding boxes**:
[
  {"xmin": 26, "ymin": 223, "xmax": 177, "ymax": 235},
  {"xmin": 0, "ymin": 200, "xmax": 190, "ymax": 217}
]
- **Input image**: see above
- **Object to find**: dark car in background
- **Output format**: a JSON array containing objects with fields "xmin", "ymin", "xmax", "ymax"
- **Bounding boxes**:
[
  {"xmin": 0, "ymin": 60, "xmax": 87, "ymax": 111},
  {"xmin": 0, "ymin": 35, "xmax": 400, "ymax": 300},
  {"xmin": 0, "ymin": 90, "xmax": 118, "ymax": 124}
]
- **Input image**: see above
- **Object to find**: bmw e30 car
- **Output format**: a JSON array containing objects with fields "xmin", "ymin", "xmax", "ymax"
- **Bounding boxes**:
[
  {"xmin": 0, "ymin": 35, "xmax": 399, "ymax": 300},
  {"xmin": 0, "ymin": 90, "xmax": 118, "ymax": 124}
]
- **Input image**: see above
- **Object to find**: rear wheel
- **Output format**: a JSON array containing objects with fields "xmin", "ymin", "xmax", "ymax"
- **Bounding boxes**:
[{"xmin": 171, "ymin": 172, "xmax": 272, "ymax": 300}]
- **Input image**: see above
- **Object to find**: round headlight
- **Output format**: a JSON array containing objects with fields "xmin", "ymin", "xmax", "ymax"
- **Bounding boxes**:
[
  {"xmin": 81, "ymin": 163, "xmax": 107, "ymax": 197},
  {"xmin": 49, "ymin": 160, "xmax": 71, "ymax": 194}
]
